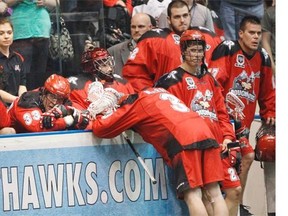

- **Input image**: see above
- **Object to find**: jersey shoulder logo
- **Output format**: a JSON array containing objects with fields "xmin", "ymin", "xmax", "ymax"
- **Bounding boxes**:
[
  {"xmin": 234, "ymin": 54, "xmax": 245, "ymax": 68},
  {"xmin": 185, "ymin": 77, "xmax": 197, "ymax": 90}
]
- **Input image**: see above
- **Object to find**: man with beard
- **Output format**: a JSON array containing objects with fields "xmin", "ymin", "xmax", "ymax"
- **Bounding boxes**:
[{"xmin": 122, "ymin": 0, "xmax": 191, "ymax": 92}]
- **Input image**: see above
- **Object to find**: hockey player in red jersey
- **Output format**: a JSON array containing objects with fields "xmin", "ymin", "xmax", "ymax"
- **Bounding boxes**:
[
  {"xmin": 8, "ymin": 74, "xmax": 89, "ymax": 133},
  {"xmin": 122, "ymin": 0, "xmax": 190, "ymax": 92},
  {"xmin": 155, "ymin": 29, "xmax": 241, "ymax": 215},
  {"xmin": 0, "ymin": 99, "xmax": 15, "ymax": 134},
  {"xmin": 68, "ymin": 46, "xmax": 134, "ymax": 111},
  {"xmin": 122, "ymin": 0, "xmax": 222, "ymax": 92},
  {"xmin": 87, "ymin": 81, "xmax": 229, "ymax": 216},
  {"xmin": 209, "ymin": 15, "xmax": 275, "ymax": 214}
]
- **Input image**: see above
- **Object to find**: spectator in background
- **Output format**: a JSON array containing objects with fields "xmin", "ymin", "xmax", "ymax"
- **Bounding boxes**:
[
  {"xmin": 209, "ymin": 15, "xmax": 275, "ymax": 216},
  {"xmin": 207, "ymin": 0, "xmax": 225, "ymax": 40},
  {"xmin": 261, "ymin": 0, "xmax": 275, "ymax": 75},
  {"xmin": 7, "ymin": 0, "xmax": 57, "ymax": 91},
  {"xmin": 219, "ymin": 0, "xmax": 264, "ymax": 40},
  {"xmin": 8, "ymin": 74, "xmax": 89, "ymax": 133},
  {"xmin": 132, "ymin": 0, "xmax": 172, "ymax": 26},
  {"xmin": 108, "ymin": 13, "xmax": 153, "ymax": 75},
  {"xmin": 158, "ymin": 0, "xmax": 215, "ymax": 33},
  {"xmin": 0, "ymin": 18, "xmax": 27, "ymax": 105},
  {"xmin": 0, "ymin": 0, "xmax": 12, "ymax": 16},
  {"xmin": 0, "ymin": 98, "xmax": 15, "ymax": 134}
]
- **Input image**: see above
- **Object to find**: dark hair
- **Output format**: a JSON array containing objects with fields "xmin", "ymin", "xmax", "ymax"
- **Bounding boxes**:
[
  {"xmin": 167, "ymin": 0, "xmax": 189, "ymax": 17},
  {"xmin": 239, "ymin": 15, "xmax": 261, "ymax": 31},
  {"xmin": 148, "ymin": 14, "xmax": 157, "ymax": 28},
  {"xmin": 0, "ymin": 17, "xmax": 13, "ymax": 30}
]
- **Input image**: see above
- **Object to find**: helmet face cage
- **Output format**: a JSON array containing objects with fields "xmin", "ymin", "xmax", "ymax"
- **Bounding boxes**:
[
  {"xmin": 81, "ymin": 48, "xmax": 115, "ymax": 82},
  {"xmin": 180, "ymin": 30, "xmax": 206, "ymax": 56},
  {"xmin": 93, "ymin": 56, "xmax": 115, "ymax": 79}
]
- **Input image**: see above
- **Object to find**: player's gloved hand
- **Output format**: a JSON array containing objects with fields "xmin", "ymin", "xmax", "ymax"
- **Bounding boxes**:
[
  {"xmin": 50, "ymin": 104, "xmax": 69, "ymax": 118},
  {"xmin": 228, "ymin": 146, "xmax": 242, "ymax": 174},
  {"xmin": 40, "ymin": 112, "xmax": 56, "ymax": 129},
  {"xmin": 72, "ymin": 109, "xmax": 90, "ymax": 129},
  {"xmin": 64, "ymin": 106, "xmax": 90, "ymax": 129},
  {"xmin": 88, "ymin": 88, "xmax": 120, "ymax": 119}
]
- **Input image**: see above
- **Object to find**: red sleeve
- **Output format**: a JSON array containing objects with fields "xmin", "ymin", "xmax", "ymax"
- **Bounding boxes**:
[
  {"xmin": 209, "ymin": 41, "xmax": 232, "ymax": 91},
  {"xmin": 0, "ymin": 101, "xmax": 10, "ymax": 128},
  {"xmin": 92, "ymin": 103, "xmax": 138, "ymax": 138},
  {"xmin": 103, "ymin": 0, "xmax": 117, "ymax": 7},
  {"xmin": 125, "ymin": 0, "xmax": 133, "ymax": 15},
  {"xmin": 105, "ymin": 80, "xmax": 136, "ymax": 94},
  {"xmin": 258, "ymin": 58, "xmax": 275, "ymax": 120},
  {"xmin": 123, "ymin": 35, "xmax": 182, "ymax": 92},
  {"xmin": 213, "ymin": 82, "xmax": 235, "ymax": 141},
  {"xmin": 9, "ymin": 101, "xmax": 67, "ymax": 133},
  {"xmin": 122, "ymin": 41, "xmax": 156, "ymax": 92},
  {"xmin": 103, "ymin": 0, "xmax": 133, "ymax": 15}
]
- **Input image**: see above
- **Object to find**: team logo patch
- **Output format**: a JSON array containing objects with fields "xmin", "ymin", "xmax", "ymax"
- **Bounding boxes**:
[
  {"xmin": 129, "ymin": 47, "xmax": 139, "ymax": 60},
  {"xmin": 185, "ymin": 77, "xmax": 196, "ymax": 90},
  {"xmin": 68, "ymin": 76, "xmax": 78, "ymax": 85},
  {"xmin": 172, "ymin": 34, "xmax": 180, "ymax": 45},
  {"xmin": 209, "ymin": 68, "xmax": 219, "ymax": 78},
  {"xmin": 31, "ymin": 110, "xmax": 41, "ymax": 121},
  {"xmin": 15, "ymin": 65, "xmax": 21, "ymax": 72},
  {"xmin": 235, "ymin": 54, "xmax": 245, "ymax": 68},
  {"xmin": 191, "ymin": 90, "xmax": 218, "ymax": 121},
  {"xmin": 23, "ymin": 113, "xmax": 32, "ymax": 125}
]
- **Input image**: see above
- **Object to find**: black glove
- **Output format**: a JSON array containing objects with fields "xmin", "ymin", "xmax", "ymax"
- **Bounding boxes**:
[
  {"xmin": 72, "ymin": 109, "xmax": 90, "ymax": 129},
  {"xmin": 50, "ymin": 104, "xmax": 69, "ymax": 118},
  {"xmin": 40, "ymin": 112, "xmax": 56, "ymax": 129}
]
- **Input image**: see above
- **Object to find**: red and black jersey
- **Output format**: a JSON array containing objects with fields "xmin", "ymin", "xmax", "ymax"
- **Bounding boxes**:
[
  {"xmin": 122, "ymin": 28, "xmax": 182, "ymax": 92},
  {"xmin": 0, "ymin": 50, "xmax": 26, "ymax": 96},
  {"xmin": 155, "ymin": 67, "xmax": 235, "ymax": 143},
  {"xmin": 122, "ymin": 27, "xmax": 222, "ymax": 92},
  {"xmin": 92, "ymin": 87, "xmax": 219, "ymax": 166},
  {"xmin": 0, "ymin": 100, "xmax": 10, "ymax": 129},
  {"xmin": 8, "ymin": 91, "xmax": 67, "ymax": 133},
  {"xmin": 209, "ymin": 40, "xmax": 275, "ymax": 128},
  {"xmin": 68, "ymin": 73, "xmax": 135, "ymax": 110}
]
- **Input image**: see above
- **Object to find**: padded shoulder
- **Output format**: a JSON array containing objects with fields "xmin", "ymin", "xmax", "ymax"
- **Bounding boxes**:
[{"xmin": 137, "ymin": 28, "xmax": 172, "ymax": 43}]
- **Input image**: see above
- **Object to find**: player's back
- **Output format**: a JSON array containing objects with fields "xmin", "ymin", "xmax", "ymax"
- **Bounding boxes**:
[{"xmin": 122, "ymin": 28, "xmax": 182, "ymax": 91}]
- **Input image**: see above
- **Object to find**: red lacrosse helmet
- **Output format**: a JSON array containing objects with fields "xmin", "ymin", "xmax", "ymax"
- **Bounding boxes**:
[
  {"xmin": 180, "ymin": 30, "xmax": 206, "ymax": 52},
  {"xmin": 81, "ymin": 47, "xmax": 115, "ymax": 82},
  {"xmin": 255, "ymin": 124, "xmax": 275, "ymax": 162},
  {"xmin": 44, "ymin": 74, "xmax": 71, "ymax": 98}
]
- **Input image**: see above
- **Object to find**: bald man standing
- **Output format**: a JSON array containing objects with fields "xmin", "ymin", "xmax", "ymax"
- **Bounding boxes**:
[{"xmin": 108, "ymin": 13, "xmax": 153, "ymax": 76}]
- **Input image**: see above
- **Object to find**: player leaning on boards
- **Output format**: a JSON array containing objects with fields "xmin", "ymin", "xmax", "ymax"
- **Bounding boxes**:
[
  {"xmin": 87, "ymin": 81, "xmax": 229, "ymax": 216},
  {"xmin": 8, "ymin": 74, "xmax": 89, "ymax": 133}
]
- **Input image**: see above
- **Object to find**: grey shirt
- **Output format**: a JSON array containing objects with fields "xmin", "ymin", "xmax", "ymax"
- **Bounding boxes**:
[{"xmin": 158, "ymin": 3, "xmax": 215, "ymax": 32}]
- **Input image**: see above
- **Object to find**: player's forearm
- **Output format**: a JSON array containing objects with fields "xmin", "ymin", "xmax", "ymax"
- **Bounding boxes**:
[{"xmin": 0, "ymin": 90, "xmax": 17, "ymax": 104}]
